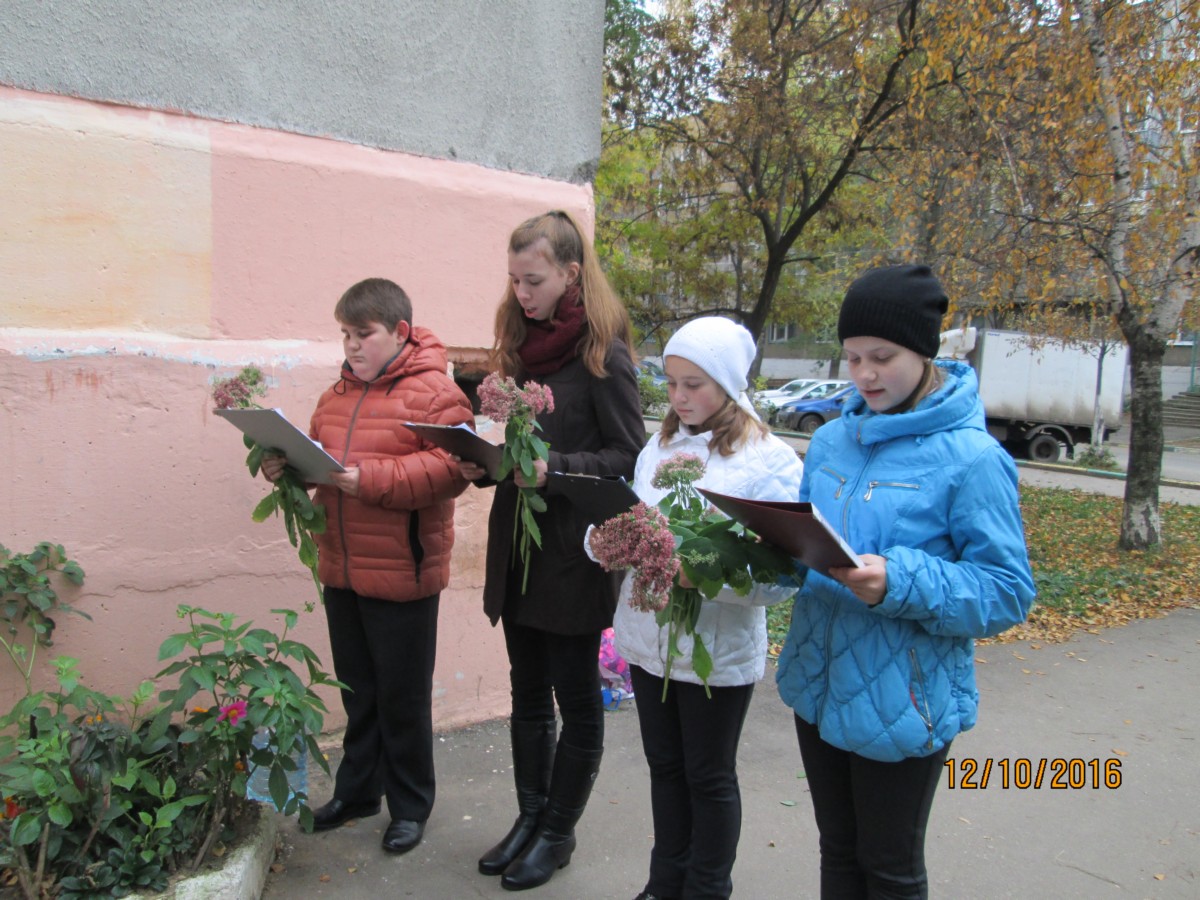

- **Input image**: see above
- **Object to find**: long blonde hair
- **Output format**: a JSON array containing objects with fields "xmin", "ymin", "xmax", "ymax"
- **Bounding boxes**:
[
  {"xmin": 491, "ymin": 210, "xmax": 634, "ymax": 378},
  {"xmin": 659, "ymin": 397, "xmax": 770, "ymax": 457}
]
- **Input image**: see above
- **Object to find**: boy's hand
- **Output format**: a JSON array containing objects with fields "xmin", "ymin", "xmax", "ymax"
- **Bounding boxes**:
[
  {"xmin": 329, "ymin": 466, "xmax": 361, "ymax": 497},
  {"xmin": 261, "ymin": 453, "xmax": 288, "ymax": 483}
]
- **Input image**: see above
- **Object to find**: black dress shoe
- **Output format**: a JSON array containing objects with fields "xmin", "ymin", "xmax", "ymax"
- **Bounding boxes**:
[
  {"xmin": 382, "ymin": 818, "xmax": 425, "ymax": 854},
  {"xmin": 311, "ymin": 798, "xmax": 381, "ymax": 832}
]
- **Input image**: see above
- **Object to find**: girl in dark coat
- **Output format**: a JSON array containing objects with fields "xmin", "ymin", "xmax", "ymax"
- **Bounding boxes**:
[{"xmin": 453, "ymin": 210, "xmax": 645, "ymax": 891}]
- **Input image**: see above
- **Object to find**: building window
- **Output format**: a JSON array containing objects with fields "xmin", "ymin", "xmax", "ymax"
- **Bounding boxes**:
[{"xmin": 770, "ymin": 322, "xmax": 797, "ymax": 343}]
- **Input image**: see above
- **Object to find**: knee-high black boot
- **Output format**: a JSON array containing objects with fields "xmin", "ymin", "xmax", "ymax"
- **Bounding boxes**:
[
  {"xmin": 478, "ymin": 718, "xmax": 557, "ymax": 876},
  {"xmin": 500, "ymin": 742, "xmax": 602, "ymax": 892}
]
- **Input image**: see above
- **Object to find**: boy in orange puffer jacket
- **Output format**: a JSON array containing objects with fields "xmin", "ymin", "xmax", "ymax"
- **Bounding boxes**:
[{"xmin": 262, "ymin": 277, "xmax": 473, "ymax": 855}]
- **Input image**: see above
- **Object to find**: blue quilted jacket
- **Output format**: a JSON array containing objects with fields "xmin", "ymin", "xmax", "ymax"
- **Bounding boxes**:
[{"xmin": 776, "ymin": 361, "xmax": 1035, "ymax": 762}]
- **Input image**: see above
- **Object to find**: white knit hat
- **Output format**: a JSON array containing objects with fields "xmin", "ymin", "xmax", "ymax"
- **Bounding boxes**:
[{"xmin": 663, "ymin": 317, "xmax": 759, "ymax": 417}]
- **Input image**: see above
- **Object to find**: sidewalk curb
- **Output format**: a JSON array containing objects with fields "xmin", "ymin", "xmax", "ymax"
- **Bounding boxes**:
[{"xmin": 1016, "ymin": 458, "xmax": 1200, "ymax": 490}]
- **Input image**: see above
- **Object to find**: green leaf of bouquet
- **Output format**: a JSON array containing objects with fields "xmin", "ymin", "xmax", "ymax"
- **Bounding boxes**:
[
  {"xmin": 525, "ymin": 492, "xmax": 547, "ymax": 513},
  {"xmin": 298, "ymin": 533, "xmax": 318, "ymax": 568},
  {"xmin": 251, "ymin": 492, "xmax": 278, "ymax": 523},
  {"xmin": 742, "ymin": 538, "xmax": 792, "ymax": 574},
  {"xmin": 692, "ymin": 635, "xmax": 714, "ymax": 683},
  {"xmin": 247, "ymin": 443, "xmax": 264, "ymax": 476},
  {"xmin": 523, "ymin": 506, "xmax": 543, "ymax": 547},
  {"xmin": 528, "ymin": 435, "xmax": 549, "ymax": 459},
  {"xmin": 697, "ymin": 518, "xmax": 736, "ymax": 537}
]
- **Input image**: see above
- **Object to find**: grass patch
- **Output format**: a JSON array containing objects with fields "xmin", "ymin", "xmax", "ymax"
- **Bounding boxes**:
[{"xmin": 767, "ymin": 485, "xmax": 1200, "ymax": 654}]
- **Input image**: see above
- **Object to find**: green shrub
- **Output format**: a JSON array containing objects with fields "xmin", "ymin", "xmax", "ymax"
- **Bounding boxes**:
[
  {"xmin": 1073, "ymin": 443, "xmax": 1120, "ymax": 471},
  {"xmin": 638, "ymin": 374, "xmax": 669, "ymax": 416},
  {"xmin": 0, "ymin": 543, "xmax": 340, "ymax": 899}
]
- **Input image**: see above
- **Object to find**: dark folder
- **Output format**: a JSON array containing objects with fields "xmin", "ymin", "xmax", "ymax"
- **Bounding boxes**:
[
  {"xmin": 401, "ymin": 422, "xmax": 505, "ymax": 480},
  {"xmin": 698, "ymin": 488, "xmax": 863, "ymax": 576},
  {"xmin": 545, "ymin": 472, "xmax": 641, "ymax": 526}
]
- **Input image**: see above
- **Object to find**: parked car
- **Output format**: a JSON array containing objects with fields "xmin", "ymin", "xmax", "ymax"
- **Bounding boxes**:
[
  {"xmin": 759, "ymin": 378, "xmax": 847, "ymax": 423},
  {"xmin": 637, "ymin": 359, "xmax": 668, "ymax": 385},
  {"xmin": 756, "ymin": 378, "xmax": 820, "ymax": 406},
  {"xmin": 777, "ymin": 384, "xmax": 856, "ymax": 433}
]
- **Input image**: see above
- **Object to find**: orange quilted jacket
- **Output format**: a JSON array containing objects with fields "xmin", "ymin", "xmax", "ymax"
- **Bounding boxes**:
[{"xmin": 309, "ymin": 326, "xmax": 473, "ymax": 601}]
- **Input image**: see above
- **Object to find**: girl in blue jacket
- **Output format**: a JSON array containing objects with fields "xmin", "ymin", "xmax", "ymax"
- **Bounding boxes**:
[{"xmin": 775, "ymin": 265, "xmax": 1035, "ymax": 899}]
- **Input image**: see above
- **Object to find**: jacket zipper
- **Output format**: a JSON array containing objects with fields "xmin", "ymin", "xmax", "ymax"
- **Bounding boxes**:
[
  {"xmin": 819, "ymin": 466, "xmax": 847, "ymax": 500},
  {"xmin": 864, "ymin": 480, "xmax": 919, "ymax": 501},
  {"xmin": 909, "ymin": 648, "xmax": 935, "ymax": 749},
  {"xmin": 339, "ymin": 383, "xmax": 371, "ymax": 585}
]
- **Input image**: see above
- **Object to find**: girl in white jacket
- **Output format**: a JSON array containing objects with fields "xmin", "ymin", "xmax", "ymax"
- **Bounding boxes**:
[{"xmin": 605, "ymin": 317, "xmax": 803, "ymax": 900}]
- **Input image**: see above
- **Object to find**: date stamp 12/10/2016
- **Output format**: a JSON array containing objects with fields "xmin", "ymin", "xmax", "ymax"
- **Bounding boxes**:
[{"xmin": 944, "ymin": 757, "xmax": 1122, "ymax": 790}]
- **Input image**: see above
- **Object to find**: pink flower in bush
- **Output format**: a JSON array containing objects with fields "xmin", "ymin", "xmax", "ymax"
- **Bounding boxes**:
[{"xmin": 216, "ymin": 699, "xmax": 249, "ymax": 726}]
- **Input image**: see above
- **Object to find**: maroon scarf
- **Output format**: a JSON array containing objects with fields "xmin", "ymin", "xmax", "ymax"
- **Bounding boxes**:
[{"xmin": 518, "ymin": 284, "xmax": 587, "ymax": 376}]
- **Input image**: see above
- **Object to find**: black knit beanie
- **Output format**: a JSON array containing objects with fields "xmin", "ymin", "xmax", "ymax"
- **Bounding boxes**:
[{"xmin": 837, "ymin": 264, "xmax": 949, "ymax": 358}]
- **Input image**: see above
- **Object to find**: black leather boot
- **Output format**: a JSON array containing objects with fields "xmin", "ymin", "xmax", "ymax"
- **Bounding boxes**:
[
  {"xmin": 500, "ymin": 742, "xmax": 602, "ymax": 892},
  {"xmin": 478, "ymin": 718, "xmax": 557, "ymax": 875}
]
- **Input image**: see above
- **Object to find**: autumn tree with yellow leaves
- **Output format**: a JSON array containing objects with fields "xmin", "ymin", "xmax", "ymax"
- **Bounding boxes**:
[
  {"xmin": 603, "ymin": 0, "xmax": 930, "ymax": 350},
  {"xmin": 902, "ymin": 0, "xmax": 1199, "ymax": 550}
]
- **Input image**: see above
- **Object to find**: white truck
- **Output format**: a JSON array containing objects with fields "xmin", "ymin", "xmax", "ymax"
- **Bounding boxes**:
[{"xmin": 938, "ymin": 327, "xmax": 1128, "ymax": 463}]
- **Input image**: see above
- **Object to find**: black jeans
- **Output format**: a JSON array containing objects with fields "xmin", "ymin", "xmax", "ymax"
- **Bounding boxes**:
[
  {"xmin": 324, "ymin": 587, "xmax": 439, "ymax": 822},
  {"xmin": 631, "ymin": 665, "xmax": 755, "ymax": 900},
  {"xmin": 795, "ymin": 716, "xmax": 950, "ymax": 900},
  {"xmin": 501, "ymin": 616, "xmax": 603, "ymax": 753}
]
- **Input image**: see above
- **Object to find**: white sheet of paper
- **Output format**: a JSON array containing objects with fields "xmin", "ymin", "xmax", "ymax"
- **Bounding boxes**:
[{"xmin": 214, "ymin": 407, "xmax": 346, "ymax": 484}]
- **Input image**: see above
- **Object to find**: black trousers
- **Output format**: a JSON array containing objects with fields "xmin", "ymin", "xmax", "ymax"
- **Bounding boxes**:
[
  {"xmin": 501, "ymin": 616, "xmax": 603, "ymax": 753},
  {"xmin": 795, "ymin": 716, "xmax": 950, "ymax": 900},
  {"xmin": 630, "ymin": 665, "xmax": 755, "ymax": 900},
  {"xmin": 323, "ymin": 587, "xmax": 439, "ymax": 822}
]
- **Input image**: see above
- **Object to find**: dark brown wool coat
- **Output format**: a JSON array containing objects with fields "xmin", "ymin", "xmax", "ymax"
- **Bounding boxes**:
[
  {"xmin": 310, "ymin": 326, "xmax": 473, "ymax": 602},
  {"xmin": 482, "ymin": 341, "xmax": 645, "ymax": 634}
]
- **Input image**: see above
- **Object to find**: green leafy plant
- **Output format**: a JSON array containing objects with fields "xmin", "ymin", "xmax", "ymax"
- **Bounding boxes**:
[
  {"xmin": 0, "ymin": 542, "xmax": 87, "ymax": 699},
  {"xmin": 1, "ymin": 545, "xmax": 341, "ymax": 898},
  {"xmin": 212, "ymin": 366, "xmax": 326, "ymax": 607}
]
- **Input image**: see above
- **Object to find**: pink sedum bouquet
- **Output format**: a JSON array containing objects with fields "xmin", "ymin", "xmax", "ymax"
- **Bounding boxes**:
[
  {"xmin": 212, "ymin": 366, "xmax": 325, "ymax": 608},
  {"xmin": 478, "ymin": 373, "xmax": 555, "ymax": 593},
  {"xmin": 593, "ymin": 452, "xmax": 793, "ymax": 699},
  {"xmin": 589, "ymin": 503, "xmax": 679, "ymax": 613}
]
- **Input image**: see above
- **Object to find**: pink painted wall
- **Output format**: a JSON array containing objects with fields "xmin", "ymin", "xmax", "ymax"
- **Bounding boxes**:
[{"xmin": 0, "ymin": 86, "xmax": 595, "ymax": 731}]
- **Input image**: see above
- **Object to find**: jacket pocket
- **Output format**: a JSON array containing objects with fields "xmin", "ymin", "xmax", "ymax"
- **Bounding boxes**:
[
  {"xmin": 408, "ymin": 510, "xmax": 425, "ymax": 584},
  {"xmin": 864, "ymin": 480, "xmax": 920, "ymax": 501},
  {"xmin": 818, "ymin": 465, "xmax": 848, "ymax": 500},
  {"xmin": 908, "ymin": 648, "xmax": 935, "ymax": 751}
]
